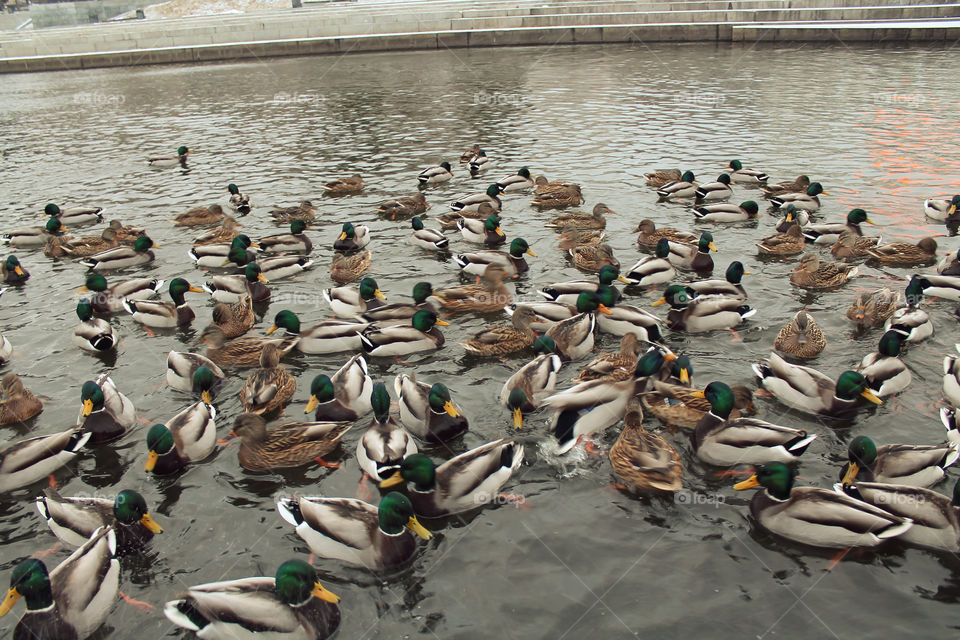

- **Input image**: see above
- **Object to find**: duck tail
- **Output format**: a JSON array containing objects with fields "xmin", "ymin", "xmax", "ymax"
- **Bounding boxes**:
[
  {"xmin": 877, "ymin": 518, "xmax": 913, "ymax": 540},
  {"xmin": 751, "ymin": 362, "xmax": 770, "ymax": 380},
  {"xmin": 737, "ymin": 305, "xmax": 756, "ymax": 319},
  {"xmin": 276, "ymin": 498, "xmax": 304, "ymax": 526},
  {"xmin": 787, "ymin": 433, "xmax": 817, "ymax": 456}
]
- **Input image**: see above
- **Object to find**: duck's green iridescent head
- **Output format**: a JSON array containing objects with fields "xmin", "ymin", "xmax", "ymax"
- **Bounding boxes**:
[
  {"xmin": 177, "ymin": 146, "xmax": 189, "ymax": 156},
  {"xmin": 1, "ymin": 558, "xmax": 53, "ymax": 612},
  {"xmin": 597, "ymin": 265, "xmax": 629, "ymax": 286},
  {"xmin": 483, "ymin": 214, "xmax": 502, "ymax": 234},
  {"xmin": 192, "ymin": 366, "xmax": 217, "ymax": 404},
  {"xmin": 840, "ymin": 435, "xmax": 878, "ymax": 484},
  {"xmin": 377, "ymin": 492, "xmax": 432, "ymax": 539},
  {"xmin": 518, "ymin": 167, "xmax": 532, "ymax": 179},
  {"xmin": 268, "ymin": 310, "xmax": 300, "ymax": 335},
  {"xmin": 876, "ymin": 330, "xmax": 904, "ymax": 358},
  {"xmin": 133, "ymin": 236, "xmax": 155, "ymax": 253},
  {"xmin": 725, "ymin": 261, "xmax": 748, "ymax": 284},
  {"xmin": 533, "ymin": 335, "xmax": 557, "ymax": 355},
  {"xmin": 231, "ymin": 235, "xmax": 254, "ymax": 250},
  {"xmin": 672, "ymin": 355, "xmax": 693, "ymax": 385},
  {"xmin": 734, "ymin": 462, "xmax": 794, "ymax": 500},
  {"xmin": 359, "ymin": 278, "xmax": 386, "ymax": 302},
  {"xmin": 701, "ymin": 381, "xmax": 734, "ymax": 418},
  {"xmin": 595, "ymin": 284, "xmax": 618, "ymax": 309},
  {"xmin": 698, "ymin": 232, "xmax": 717, "ymax": 253},
  {"xmin": 80, "ymin": 380, "xmax": 105, "ymax": 415},
  {"xmin": 847, "ymin": 208, "xmax": 871, "ymax": 225},
  {"xmin": 44, "ymin": 203, "xmax": 61, "ymax": 217},
  {"xmin": 384, "ymin": 454, "xmax": 437, "ymax": 492},
  {"xmin": 654, "ymin": 237, "xmax": 671, "ymax": 259},
  {"xmin": 338, "ymin": 222, "xmax": 357, "ymax": 241},
  {"xmin": 715, "ymin": 173, "xmax": 732, "ymax": 186},
  {"xmin": 728, "ymin": 160, "xmax": 743, "ymax": 171},
  {"xmin": 168, "ymin": 278, "xmax": 201, "ymax": 306},
  {"xmin": 371, "ymin": 382, "xmax": 391, "ymax": 424},
  {"xmin": 113, "ymin": 489, "xmax": 163, "ymax": 532},
  {"xmin": 681, "ymin": 170, "xmax": 695, "ymax": 182},
  {"xmin": 412, "ymin": 282, "xmax": 433, "ymax": 304},
  {"xmin": 412, "ymin": 309, "xmax": 446, "ymax": 332},
  {"xmin": 274, "ymin": 560, "xmax": 339, "ymax": 606},
  {"xmin": 486, "ymin": 184, "xmax": 502, "ymax": 197},
  {"xmin": 45, "ymin": 217, "xmax": 64, "ymax": 233},
  {"xmin": 5, "ymin": 255, "xmax": 24, "ymax": 274},
  {"xmin": 835, "ymin": 371, "xmax": 882, "ymax": 405},
  {"xmin": 905, "ymin": 275, "xmax": 930, "ymax": 306},
  {"xmin": 806, "ymin": 182, "xmax": 825, "ymax": 196},
  {"xmin": 225, "ymin": 244, "xmax": 250, "ymax": 266},
  {"xmin": 440, "ymin": 161, "xmax": 452, "ymax": 171},
  {"xmin": 740, "ymin": 201, "xmax": 759, "ymax": 216},
  {"xmin": 508, "ymin": 387, "xmax": 529, "ymax": 428},
  {"xmin": 227, "ymin": 183, "xmax": 240, "ymax": 195},
  {"xmin": 305, "ymin": 374, "xmax": 335, "ymax": 413},
  {"xmin": 244, "ymin": 262, "xmax": 266, "ymax": 283},
  {"xmin": 428, "ymin": 383, "xmax": 458, "ymax": 417},
  {"xmin": 508, "ymin": 238, "xmax": 535, "ymax": 259},
  {"xmin": 574, "ymin": 291, "xmax": 609, "ymax": 315},
  {"xmin": 84, "ymin": 273, "xmax": 108, "ymax": 292},
  {"xmin": 145, "ymin": 424, "xmax": 175, "ymax": 471},
  {"xmin": 411, "ymin": 216, "xmax": 425, "ymax": 231},
  {"xmin": 634, "ymin": 347, "xmax": 674, "ymax": 378},
  {"xmin": 76, "ymin": 298, "xmax": 95, "ymax": 322},
  {"xmin": 653, "ymin": 284, "xmax": 690, "ymax": 309},
  {"xmin": 289, "ymin": 219, "xmax": 307, "ymax": 235}
]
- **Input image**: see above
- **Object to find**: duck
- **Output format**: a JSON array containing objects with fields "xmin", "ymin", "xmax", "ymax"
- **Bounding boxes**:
[
  {"xmin": 641, "ymin": 380, "xmax": 755, "ymax": 429},
  {"xmin": 694, "ymin": 173, "xmax": 733, "ymax": 202},
  {"xmin": 144, "ymin": 402, "xmax": 217, "ymax": 475},
  {"xmin": 450, "ymin": 184, "xmax": 502, "ymax": 214},
  {"xmin": 172, "ymin": 204, "xmax": 225, "ymax": 227},
  {"xmin": 57, "ymin": 228, "xmax": 122, "ymax": 258},
  {"xmin": 635, "ymin": 219, "xmax": 697, "ymax": 248},
  {"xmin": 884, "ymin": 275, "xmax": 933, "ymax": 342},
  {"xmin": 568, "ymin": 242, "xmax": 619, "ymax": 273},
  {"xmin": 78, "ymin": 274, "xmax": 164, "ymax": 313},
  {"xmin": 190, "ymin": 235, "xmax": 258, "ymax": 267},
  {"xmin": 500, "ymin": 337, "xmax": 562, "ymax": 428},
  {"xmin": 644, "ymin": 168, "xmax": 681, "ymax": 187},
  {"xmin": 752, "ymin": 352, "xmax": 881, "ymax": 418},
  {"xmin": 534, "ymin": 175, "xmax": 579, "ymax": 196},
  {"xmin": 922, "ymin": 273, "xmax": 960, "ymax": 301},
  {"xmin": 831, "ymin": 228, "xmax": 879, "ymax": 260},
  {"xmin": 457, "ymin": 213, "xmax": 506, "ymax": 246},
  {"xmin": 230, "ymin": 413, "xmax": 351, "ymax": 472},
  {"xmin": 770, "ymin": 182, "xmax": 827, "ymax": 212},
  {"xmin": 394, "ymin": 375, "xmax": 468, "ymax": 442},
  {"xmin": 923, "ymin": 194, "xmax": 960, "ymax": 221},
  {"xmin": 856, "ymin": 330, "xmax": 911, "ymax": 397},
  {"xmin": 802, "ymin": 208, "xmax": 873, "ymax": 245},
  {"xmin": 459, "ymin": 144, "xmax": 481, "ymax": 163},
  {"xmin": 773, "ymin": 310, "xmax": 825, "ymax": 358},
  {"xmin": 538, "ymin": 265, "xmax": 630, "ymax": 305},
  {"xmin": 202, "ymin": 262, "xmax": 270, "ymax": 304},
  {"xmin": 359, "ymin": 309, "xmax": 447, "ymax": 357},
  {"xmin": 652, "ymin": 284, "xmax": 755, "ymax": 332},
  {"xmin": 356, "ymin": 382, "xmax": 417, "ymax": 482},
  {"xmin": 0, "ymin": 426, "xmax": 89, "ymax": 492},
  {"xmin": 266, "ymin": 310, "xmax": 368, "ymax": 355},
  {"xmin": 532, "ymin": 183, "xmax": 583, "ymax": 209},
  {"xmin": 322, "ymin": 174, "xmax": 363, "ymax": 195},
  {"xmin": 36, "ymin": 488, "xmax": 162, "ymax": 555},
  {"xmin": 148, "ymin": 145, "xmax": 190, "ymax": 167},
  {"xmin": 73, "ymin": 298, "xmax": 117, "ymax": 353},
  {"xmin": 304, "ymin": 354, "xmax": 373, "ymax": 422},
  {"xmin": 43, "ymin": 203, "xmax": 103, "ymax": 226},
  {"xmin": 866, "ymin": 237, "xmax": 938, "ymax": 267},
  {"xmin": 656, "ymin": 170, "xmax": 697, "ymax": 200},
  {"xmin": 380, "ymin": 440, "xmax": 522, "ymax": 517},
  {"xmin": 661, "ymin": 354, "xmax": 694, "ymax": 386},
  {"xmin": 323, "ymin": 277, "xmax": 387, "ymax": 318},
  {"xmin": 258, "ymin": 220, "xmax": 312, "ymax": 253},
  {"xmin": 377, "ymin": 192, "xmax": 428, "ymax": 219},
  {"xmin": 270, "ymin": 200, "xmax": 316, "ymax": 222},
  {"xmin": 418, "ymin": 161, "xmax": 453, "ymax": 185},
  {"xmin": 507, "ymin": 301, "xmax": 575, "ymax": 332},
  {"xmin": 0, "ymin": 373, "xmax": 41, "ymax": 424},
  {"xmin": 666, "ymin": 232, "xmax": 716, "ymax": 272},
  {"xmin": 332, "ymin": 222, "xmax": 370, "ymax": 253},
  {"xmin": 774, "ymin": 205, "xmax": 810, "ymax": 233},
  {"xmin": 574, "ymin": 333, "xmax": 640, "ymax": 382},
  {"xmin": 545, "ymin": 203, "xmax": 614, "ymax": 230},
  {"xmin": 846, "ymin": 289, "xmax": 898, "ymax": 329},
  {"xmin": 3, "ymin": 217, "xmax": 68, "ymax": 247},
  {"xmin": 545, "ymin": 291, "xmax": 612, "ymax": 361},
  {"xmin": 0, "ymin": 318, "xmax": 10, "ymax": 365},
  {"xmin": 592, "ymin": 285, "xmax": 663, "ymax": 342},
  {"xmin": 198, "ymin": 324, "xmax": 299, "ymax": 367},
  {"xmin": 2, "ymin": 255, "xmax": 29, "ymax": 283},
  {"xmin": 433, "ymin": 264, "xmax": 512, "ymax": 313},
  {"xmin": 409, "ymin": 217, "xmax": 448, "ymax": 251},
  {"xmin": 249, "ymin": 253, "xmax": 314, "ymax": 281},
  {"xmin": 686, "ymin": 261, "xmax": 748, "ymax": 299},
  {"xmin": 166, "ymin": 351, "xmax": 225, "ymax": 403},
  {"xmin": 726, "ymin": 159, "xmax": 769, "ymax": 184},
  {"xmin": 840, "ymin": 435, "xmax": 958, "ymax": 488},
  {"xmin": 455, "ymin": 238, "xmax": 536, "ymax": 277},
  {"xmin": 760, "ymin": 174, "xmax": 810, "ymax": 197},
  {"xmin": 79, "ymin": 375, "xmax": 135, "ymax": 444},
  {"xmin": 104, "ymin": 219, "xmax": 146, "ymax": 245},
  {"xmin": 361, "ymin": 282, "xmax": 437, "ymax": 324},
  {"xmin": 756, "ymin": 222, "xmax": 805, "ymax": 257},
  {"xmin": 557, "ymin": 226, "xmax": 606, "ymax": 248},
  {"xmin": 496, "ymin": 167, "xmax": 535, "ymax": 192},
  {"xmin": 468, "ymin": 150, "xmax": 493, "ymax": 174},
  {"xmin": 163, "ymin": 560, "xmax": 340, "ymax": 640},
  {"xmin": 937, "ymin": 250, "xmax": 960, "ymax": 276},
  {"xmin": 276, "ymin": 492, "xmax": 430, "ymax": 572},
  {"xmin": 610, "ymin": 396, "xmax": 682, "ymax": 493},
  {"xmin": 123, "ymin": 277, "xmax": 204, "ymax": 328},
  {"xmin": 212, "ymin": 296, "xmax": 254, "ymax": 338},
  {"xmin": 0, "ymin": 527, "xmax": 119, "ymax": 639},
  {"xmin": 693, "ymin": 381, "xmax": 817, "ymax": 466},
  {"xmin": 226, "ymin": 183, "xmax": 252, "ymax": 216},
  {"xmin": 693, "ymin": 200, "xmax": 758, "ymax": 222},
  {"xmin": 461, "ymin": 306, "xmax": 538, "ymax": 356},
  {"xmin": 789, "ymin": 253, "xmax": 858, "ymax": 290},
  {"xmin": 733, "ymin": 462, "xmax": 913, "ymax": 549},
  {"xmin": 79, "ymin": 235, "xmax": 158, "ymax": 271},
  {"xmin": 240, "ymin": 343, "xmax": 296, "ymax": 415},
  {"xmin": 945, "ymin": 346, "xmax": 960, "ymax": 408},
  {"xmin": 329, "ymin": 250, "xmax": 369, "ymax": 284}
]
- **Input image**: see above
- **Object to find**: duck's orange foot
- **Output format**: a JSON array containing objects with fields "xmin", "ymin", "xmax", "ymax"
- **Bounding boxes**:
[
  {"xmin": 754, "ymin": 389, "xmax": 774, "ymax": 398},
  {"xmin": 714, "ymin": 468, "xmax": 754, "ymax": 478},
  {"xmin": 728, "ymin": 328, "xmax": 742, "ymax": 342},
  {"xmin": 315, "ymin": 458, "xmax": 340, "ymax": 469},
  {"xmin": 826, "ymin": 547, "xmax": 851, "ymax": 571},
  {"xmin": 393, "ymin": 356, "xmax": 413, "ymax": 366},
  {"xmin": 135, "ymin": 415, "xmax": 153, "ymax": 425},
  {"xmin": 355, "ymin": 474, "xmax": 373, "ymax": 500},
  {"xmin": 48, "ymin": 474, "xmax": 58, "ymax": 489},
  {"xmin": 119, "ymin": 591, "xmax": 155, "ymax": 611},
  {"xmin": 31, "ymin": 542, "xmax": 61, "ymax": 559}
]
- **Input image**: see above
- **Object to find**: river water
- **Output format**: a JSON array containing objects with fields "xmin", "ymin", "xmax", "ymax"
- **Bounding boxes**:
[{"xmin": 1, "ymin": 42, "xmax": 959, "ymax": 638}]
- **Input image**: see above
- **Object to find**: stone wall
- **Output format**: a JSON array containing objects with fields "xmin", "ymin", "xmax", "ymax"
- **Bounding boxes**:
[{"xmin": 29, "ymin": 0, "xmax": 141, "ymax": 28}]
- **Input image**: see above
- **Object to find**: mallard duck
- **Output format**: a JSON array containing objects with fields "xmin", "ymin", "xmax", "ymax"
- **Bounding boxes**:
[
  {"xmin": 656, "ymin": 170, "xmax": 697, "ymax": 200},
  {"xmin": 693, "ymin": 200, "xmax": 758, "ymax": 222},
  {"xmin": 835, "ymin": 480, "xmax": 960, "ymax": 552},
  {"xmin": 593, "ymin": 285, "xmax": 663, "ymax": 342},
  {"xmin": 496, "ymin": 167, "xmax": 534, "ymax": 192},
  {"xmin": 244, "ymin": 253, "xmax": 314, "ymax": 281},
  {"xmin": 500, "ymin": 337, "xmax": 562, "ymax": 428},
  {"xmin": 840, "ymin": 435, "xmax": 958, "ymax": 488},
  {"xmin": 78, "ymin": 273, "xmax": 163, "ymax": 313},
  {"xmin": 506, "ymin": 301, "xmax": 575, "ymax": 331},
  {"xmin": 943, "ymin": 407, "xmax": 960, "ymax": 446},
  {"xmin": 258, "ymin": 220, "xmax": 312, "ymax": 254},
  {"xmin": 198, "ymin": 324, "xmax": 299, "ymax": 367},
  {"xmin": 866, "ymin": 237, "xmax": 938, "ymax": 267},
  {"xmin": 194, "ymin": 216, "xmax": 241, "ymax": 247},
  {"xmin": 847, "ymin": 288, "xmax": 899, "ymax": 327},
  {"xmin": 831, "ymin": 228, "xmax": 879, "ymax": 260},
  {"xmin": 240, "ymin": 343, "xmax": 296, "ymax": 415},
  {"xmin": 652, "ymin": 284, "xmax": 755, "ymax": 332},
  {"xmin": 938, "ymin": 250, "xmax": 960, "ymax": 275},
  {"xmin": 459, "ymin": 144, "xmax": 481, "ymax": 163},
  {"xmin": 377, "ymin": 192, "xmax": 428, "ymax": 219},
  {"xmin": 148, "ymin": 145, "xmax": 190, "ymax": 167},
  {"xmin": 123, "ymin": 278, "xmax": 204, "ymax": 328},
  {"xmin": 756, "ymin": 222, "xmax": 804, "ymax": 256},
  {"xmin": 322, "ymin": 277, "xmax": 387, "ymax": 319},
  {"xmin": 760, "ymin": 174, "xmax": 810, "ymax": 197},
  {"xmin": 534, "ymin": 175, "xmax": 579, "ymax": 196},
  {"xmin": 276, "ymin": 492, "xmax": 430, "ymax": 572},
  {"xmin": 457, "ymin": 214, "xmax": 505, "ymax": 246},
  {"xmin": 408, "ymin": 217, "xmax": 448, "ymax": 251},
  {"xmin": 380, "ymin": 440, "xmax": 522, "ymax": 516},
  {"xmin": 803, "ymin": 208, "xmax": 873, "ymax": 245},
  {"xmin": 166, "ymin": 351, "xmax": 225, "ymax": 402},
  {"xmin": 359, "ymin": 309, "xmax": 447, "ymax": 357},
  {"xmin": 212, "ymin": 297, "xmax": 254, "ymax": 338},
  {"xmin": 2, "ymin": 255, "xmax": 29, "ymax": 283},
  {"xmin": 3, "ymin": 217, "xmax": 67, "ymax": 247},
  {"xmin": 202, "ymin": 262, "xmax": 270, "ymax": 304},
  {"xmin": 270, "ymin": 200, "xmax": 316, "ymax": 222},
  {"xmin": 790, "ymin": 253, "xmax": 858, "ymax": 290},
  {"xmin": 610, "ymin": 396, "xmax": 683, "ymax": 492},
  {"xmin": 226, "ymin": 183, "xmax": 252, "ymax": 216},
  {"xmin": 771, "ymin": 182, "xmax": 827, "ymax": 212},
  {"xmin": 43, "ymin": 203, "xmax": 103, "ymax": 226},
  {"xmin": 322, "ymin": 174, "xmax": 363, "ymax": 195},
  {"xmin": 0, "ymin": 426, "xmax": 89, "ymax": 492},
  {"xmin": 418, "ymin": 161, "xmax": 453, "ymax": 185},
  {"xmin": 569, "ymin": 242, "xmax": 619, "ymax": 273},
  {"xmin": 330, "ymin": 250, "xmax": 369, "ymax": 284},
  {"xmin": 468, "ymin": 150, "xmax": 493, "ymax": 174},
  {"xmin": 539, "ymin": 265, "xmax": 630, "ymax": 305},
  {"xmin": 437, "ymin": 202, "xmax": 497, "ymax": 230},
  {"xmin": 774, "ymin": 205, "xmax": 810, "ymax": 233},
  {"xmin": 356, "ymin": 382, "xmax": 417, "ymax": 481},
  {"xmin": 433, "ymin": 264, "xmax": 512, "ymax": 313},
  {"xmin": 267, "ymin": 311, "xmax": 368, "ymax": 355},
  {"xmin": 635, "ymin": 219, "xmax": 697, "ymax": 248},
  {"xmin": 923, "ymin": 194, "xmax": 960, "ymax": 221},
  {"xmin": 533, "ymin": 183, "xmax": 584, "ymax": 209},
  {"xmin": 144, "ymin": 402, "xmax": 217, "ymax": 475},
  {"xmin": 164, "ymin": 560, "xmax": 340, "ymax": 639},
  {"xmin": 545, "ymin": 203, "xmax": 614, "ymax": 230},
  {"xmin": 774, "ymin": 310, "xmax": 825, "ymax": 358},
  {"xmin": 574, "ymin": 333, "xmax": 640, "ymax": 382},
  {"xmin": 667, "ymin": 232, "xmax": 716, "ymax": 272},
  {"xmin": 394, "ymin": 375, "xmax": 468, "ymax": 442},
  {"xmin": 304, "ymin": 354, "xmax": 373, "ymax": 421},
  {"xmin": 79, "ymin": 235, "xmax": 158, "ymax": 271},
  {"xmin": 173, "ymin": 204, "xmax": 225, "ymax": 228},
  {"xmin": 450, "ymin": 184, "xmax": 503, "ymax": 214},
  {"xmin": 856, "ymin": 330, "xmax": 911, "ymax": 397},
  {"xmin": 36, "ymin": 488, "xmax": 162, "ymax": 554},
  {"xmin": 641, "ymin": 380, "xmax": 754, "ymax": 429},
  {"xmin": 231, "ymin": 413, "xmax": 351, "ymax": 472},
  {"xmin": 692, "ymin": 381, "xmax": 816, "ymax": 466},
  {"xmin": 945, "ymin": 345, "xmax": 960, "ymax": 408},
  {"xmin": 752, "ymin": 352, "xmax": 881, "ymax": 418},
  {"xmin": 694, "ymin": 173, "xmax": 733, "ymax": 202},
  {"xmin": 0, "ymin": 374, "xmax": 42, "ymax": 424},
  {"xmin": 58, "ymin": 228, "xmax": 122, "ymax": 258},
  {"xmin": 884, "ymin": 275, "xmax": 933, "ymax": 342},
  {"xmin": 103, "ymin": 219, "xmax": 145, "ymax": 245},
  {"xmin": 661, "ymin": 354, "xmax": 694, "ymax": 386},
  {"xmin": 332, "ymin": 222, "xmax": 370, "ymax": 253},
  {"xmin": 0, "ymin": 527, "xmax": 119, "ymax": 639},
  {"xmin": 644, "ymin": 168, "xmax": 681, "ymax": 187},
  {"xmin": 734, "ymin": 462, "xmax": 913, "ymax": 548},
  {"xmin": 190, "ymin": 235, "xmax": 258, "ymax": 267},
  {"xmin": 73, "ymin": 298, "xmax": 117, "ymax": 352},
  {"xmin": 922, "ymin": 273, "xmax": 960, "ymax": 301},
  {"xmin": 557, "ymin": 226, "xmax": 605, "ymax": 249},
  {"xmin": 456, "ymin": 238, "xmax": 536, "ymax": 278},
  {"xmin": 361, "ymin": 282, "xmax": 437, "ymax": 324},
  {"xmin": 726, "ymin": 159, "xmax": 768, "ymax": 184},
  {"xmin": 461, "ymin": 306, "xmax": 538, "ymax": 356},
  {"xmin": 687, "ymin": 261, "xmax": 748, "ymax": 299},
  {"xmin": 544, "ymin": 291, "xmax": 612, "ymax": 361},
  {"xmin": 79, "ymin": 375, "xmax": 135, "ymax": 444}
]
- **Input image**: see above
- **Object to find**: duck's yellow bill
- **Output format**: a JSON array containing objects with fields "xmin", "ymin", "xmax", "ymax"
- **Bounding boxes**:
[
  {"xmin": 13, "ymin": 266, "xmax": 23, "ymax": 276},
  {"xmin": 616, "ymin": 275, "xmax": 631, "ymax": 284},
  {"xmin": 76, "ymin": 286, "xmax": 90, "ymax": 294},
  {"xmin": 304, "ymin": 395, "xmax": 319, "ymax": 413},
  {"xmin": 495, "ymin": 227, "xmax": 505, "ymax": 237},
  {"xmin": 679, "ymin": 368, "xmax": 690, "ymax": 384},
  {"xmin": 860, "ymin": 389, "xmax": 883, "ymax": 405},
  {"xmin": 249, "ymin": 242, "xmax": 260, "ymax": 248},
  {"xmin": 337, "ymin": 231, "xmax": 348, "ymax": 241},
  {"xmin": 821, "ymin": 191, "xmax": 830, "ymax": 195},
  {"xmin": 265, "ymin": 325, "xmax": 279, "ymax": 335},
  {"xmin": 597, "ymin": 304, "xmax": 613, "ymax": 315},
  {"xmin": 258, "ymin": 273, "xmax": 269, "ymax": 283},
  {"xmin": 864, "ymin": 218, "xmax": 875, "ymax": 225},
  {"xmin": 690, "ymin": 389, "xmax": 706, "ymax": 399},
  {"xmin": 141, "ymin": 513, "xmax": 164, "ymax": 534},
  {"xmin": 82, "ymin": 398, "xmax": 94, "ymax": 417},
  {"xmin": 407, "ymin": 516, "xmax": 432, "ymax": 540},
  {"xmin": 742, "ymin": 270, "xmax": 751, "ymax": 275},
  {"xmin": 513, "ymin": 407, "xmax": 523, "ymax": 429},
  {"xmin": 188, "ymin": 286, "xmax": 205, "ymax": 293},
  {"xmin": 652, "ymin": 297, "xmax": 667, "ymax": 307},
  {"xmin": 201, "ymin": 390, "xmax": 212, "ymax": 405},
  {"xmin": 708, "ymin": 242, "xmax": 718, "ymax": 252},
  {"xmin": 841, "ymin": 462, "xmax": 860, "ymax": 485},
  {"xmin": 374, "ymin": 289, "xmax": 387, "ymax": 301},
  {"xmin": 435, "ymin": 319, "xmax": 450, "ymax": 326},
  {"xmin": 950, "ymin": 204, "xmax": 957, "ymax": 215},
  {"xmin": 526, "ymin": 249, "xmax": 537, "ymax": 257},
  {"xmin": 0, "ymin": 587, "xmax": 20, "ymax": 617},
  {"xmin": 379, "ymin": 471, "xmax": 405, "ymax": 489},
  {"xmin": 733, "ymin": 475, "xmax": 760, "ymax": 490},
  {"xmin": 312, "ymin": 582, "xmax": 340, "ymax": 604},
  {"xmin": 144, "ymin": 451, "xmax": 159, "ymax": 472},
  {"xmin": 151, "ymin": 244, "xmax": 163, "ymax": 249},
  {"xmin": 443, "ymin": 401, "xmax": 459, "ymax": 418}
]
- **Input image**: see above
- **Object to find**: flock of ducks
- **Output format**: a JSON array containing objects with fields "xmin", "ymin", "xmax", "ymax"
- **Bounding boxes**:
[{"xmin": 1, "ymin": 144, "xmax": 960, "ymax": 639}]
